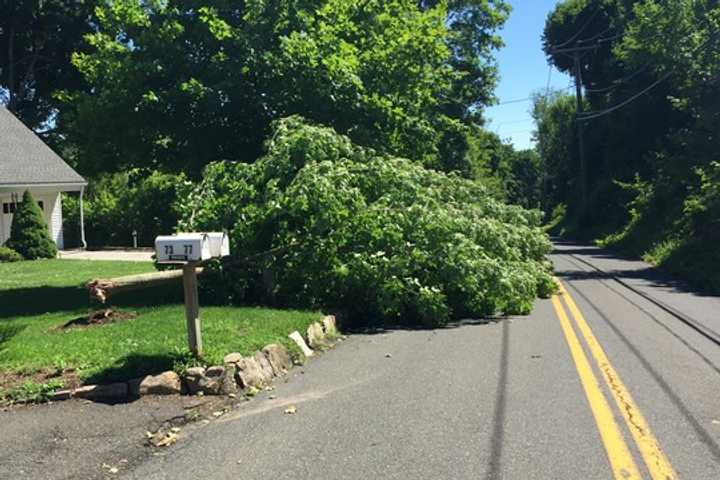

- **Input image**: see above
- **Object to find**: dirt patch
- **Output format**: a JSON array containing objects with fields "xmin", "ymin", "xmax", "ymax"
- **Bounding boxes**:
[
  {"xmin": 62, "ymin": 309, "xmax": 137, "ymax": 329},
  {"xmin": 0, "ymin": 369, "xmax": 82, "ymax": 403}
]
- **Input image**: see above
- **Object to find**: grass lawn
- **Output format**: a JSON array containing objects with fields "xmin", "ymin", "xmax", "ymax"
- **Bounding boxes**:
[{"xmin": 0, "ymin": 259, "xmax": 322, "ymax": 394}]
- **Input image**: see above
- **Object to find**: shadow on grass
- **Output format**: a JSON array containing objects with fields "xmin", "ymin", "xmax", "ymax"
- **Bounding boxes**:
[
  {"xmin": 0, "ymin": 323, "xmax": 27, "ymax": 348},
  {"xmin": 83, "ymin": 352, "xmax": 190, "ymax": 386},
  {"xmin": 0, "ymin": 284, "xmax": 184, "ymax": 320},
  {"xmin": 0, "ymin": 286, "xmax": 87, "ymax": 318}
]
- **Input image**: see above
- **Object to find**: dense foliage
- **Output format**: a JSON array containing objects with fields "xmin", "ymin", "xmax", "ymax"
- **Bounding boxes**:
[
  {"xmin": 63, "ymin": 170, "xmax": 185, "ymax": 248},
  {"xmin": 55, "ymin": 0, "xmax": 509, "ymax": 177},
  {"xmin": 463, "ymin": 129, "xmax": 542, "ymax": 209},
  {"xmin": 537, "ymin": 0, "xmax": 720, "ymax": 290},
  {"xmin": 6, "ymin": 191, "xmax": 57, "ymax": 260},
  {"xmin": 0, "ymin": 246, "xmax": 23, "ymax": 263},
  {"xmin": 0, "ymin": 0, "xmax": 98, "ymax": 129},
  {"xmin": 178, "ymin": 117, "xmax": 554, "ymax": 327}
]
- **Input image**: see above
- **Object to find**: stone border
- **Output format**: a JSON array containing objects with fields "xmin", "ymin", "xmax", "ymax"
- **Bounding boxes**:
[{"xmin": 50, "ymin": 315, "xmax": 339, "ymax": 402}]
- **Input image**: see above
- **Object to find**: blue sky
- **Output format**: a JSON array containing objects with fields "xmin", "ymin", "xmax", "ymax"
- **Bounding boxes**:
[{"xmin": 484, "ymin": 0, "xmax": 572, "ymax": 150}]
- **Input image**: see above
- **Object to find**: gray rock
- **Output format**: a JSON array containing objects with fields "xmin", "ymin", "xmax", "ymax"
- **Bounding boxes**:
[
  {"xmin": 186, "ymin": 366, "xmax": 205, "ymax": 377},
  {"xmin": 322, "ymin": 315, "xmax": 338, "ymax": 336},
  {"xmin": 199, "ymin": 366, "xmax": 225, "ymax": 395},
  {"xmin": 254, "ymin": 351, "xmax": 275, "ymax": 383},
  {"xmin": 262, "ymin": 344, "xmax": 292, "ymax": 376},
  {"xmin": 73, "ymin": 383, "xmax": 128, "ymax": 400},
  {"xmin": 220, "ymin": 365, "xmax": 238, "ymax": 395},
  {"xmin": 289, "ymin": 331, "xmax": 314, "ymax": 358},
  {"xmin": 183, "ymin": 367, "xmax": 210, "ymax": 395},
  {"xmin": 130, "ymin": 371, "xmax": 182, "ymax": 397},
  {"xmin": 223, "ymin": 352, "xmax": 243, "ymax": 365},
  {"xmin": 49, "ymin": 389, "xmax": 72, "ymax": 401},
  {"xmin": 235, "ymin": 356, "xmax": 265, "ymax": 389},
  {"xmin": 306, "ymin": 322, "xmax": 327, "ymax": 349}
]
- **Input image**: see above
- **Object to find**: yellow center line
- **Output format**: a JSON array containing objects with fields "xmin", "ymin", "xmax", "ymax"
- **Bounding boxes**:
[
  {"xmin": 557, "ymin": 281, "xmax": 678, "ymax": 480},
  {"xmin": 551, "ymin": 294, "xmax": 643, "ymax": 480}
]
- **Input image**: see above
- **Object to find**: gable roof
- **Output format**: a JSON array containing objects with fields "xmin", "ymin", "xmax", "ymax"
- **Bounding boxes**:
[{"xmin": 0, "ymin": 106, "xmax": 86, "ymax": 188}]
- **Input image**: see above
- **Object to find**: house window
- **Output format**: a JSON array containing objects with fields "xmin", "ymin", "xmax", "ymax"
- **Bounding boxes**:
[{"xmin": 2, "ymin": 201, "xmax": 43, "ymax": 213}]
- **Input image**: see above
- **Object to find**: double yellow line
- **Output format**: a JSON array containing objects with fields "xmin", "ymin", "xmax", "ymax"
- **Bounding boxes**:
[{"xmin": 551, "ymin": 280, "xmax": 678, "ymax": 480}]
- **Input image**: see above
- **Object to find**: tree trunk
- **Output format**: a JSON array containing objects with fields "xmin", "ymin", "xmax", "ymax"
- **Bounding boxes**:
[{"xmin": 87, "ymin": 268, "xmax": 204, "ymax": 303}]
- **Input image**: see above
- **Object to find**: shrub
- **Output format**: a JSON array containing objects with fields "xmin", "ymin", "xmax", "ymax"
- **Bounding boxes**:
[
  {"xmin": 0, "ymin": 246, "xmax": 23, "ymax": 262},
  {"xmin": 178, "ymin": 117, "xmax": 554, "ymax": 327},
  {"xmin": 5, "ymin": 190, "xmax": 57, "ymax": 260},
  {"xmin": 63, "ymin": 169, "xmax": 185, "ymax": 247}
]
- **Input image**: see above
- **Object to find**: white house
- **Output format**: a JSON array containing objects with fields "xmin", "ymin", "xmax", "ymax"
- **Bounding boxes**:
[{"xmin": 0, "ymin": 106, "xmax": 87, "ymax": 249}]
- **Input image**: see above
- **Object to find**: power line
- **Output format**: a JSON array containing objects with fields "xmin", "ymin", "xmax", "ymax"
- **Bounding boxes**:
[
  {"xmin": 492, "ymin": 97, "xmax": 535, "ymax": 106},
  {"xmin": 577, "ymin": 26, "xmax": 614, "ymax": 44},
  {"xmin": 544, "ymin": 65, "xmax": 553, "ymax": 98},
  {"xmin": 496, "ymin": 118, "xmax": 534, "ymax": 127},
  {"xmin": 567, "ymin": 0, "xmax": 674, "ymax": 47},
  {"xmin": 497, "ymin": 129, "xmax": 535, "ymax": 135},
  {"xmin": 553, "ymin": 7, "xmax": 602, "ymax": 49},
  {"xmin": 578, "ymin": 72, "xmax": 672, "ymax": 120},
  {"xmin": 584, "ymin": 66, "xmax": 649, "ymax": 93},
  {"xmin": 579, "ymin": 30, "xmax": 719, "ymax": 121},
  {"xmin": 490, "ymin": 85, "xmax": 574, "ymax": 107}
]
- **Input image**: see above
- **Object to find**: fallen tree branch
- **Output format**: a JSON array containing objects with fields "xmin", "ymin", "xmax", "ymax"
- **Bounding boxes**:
[{"xmin": 87, "ymin": 268, "xmax": 204, "ymax": 303}]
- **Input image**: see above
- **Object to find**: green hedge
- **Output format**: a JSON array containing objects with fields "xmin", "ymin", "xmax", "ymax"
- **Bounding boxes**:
[
  {"xmin": 0, "ymin": 246, "xmax": 23, "ymax": 263},
  {"xmin": 63, "ymin": 170, "xmax": 185, "ymax": 248},
  {"xmin": 178, "ymin": 117, "xmax": 554, "ymax": 326},
  {"xmin": 5, "ymin": 191, "xmax": 57, "ymax": 260}
]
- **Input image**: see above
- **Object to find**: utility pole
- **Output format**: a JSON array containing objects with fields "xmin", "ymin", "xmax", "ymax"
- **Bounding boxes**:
[
  {"xmin": 550, "ymin": 43, "xmax": 593, "ymax": 223},
  {"xmin": 573, "ymin": 51, "xmax": 588, "ymax": 223}
]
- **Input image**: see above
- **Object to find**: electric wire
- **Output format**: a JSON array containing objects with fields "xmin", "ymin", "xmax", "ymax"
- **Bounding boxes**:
[{"xmin": 579, "ymin": 29, "xmax": 719, "ymax": 120}]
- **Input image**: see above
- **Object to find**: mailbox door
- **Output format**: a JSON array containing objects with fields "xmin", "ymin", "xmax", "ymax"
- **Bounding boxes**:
[{"xmin": 205, "ymin": 232, "xmax": 230, "ymax": 258}]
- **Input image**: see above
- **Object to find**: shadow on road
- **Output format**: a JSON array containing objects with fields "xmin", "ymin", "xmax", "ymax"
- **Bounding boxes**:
[
  {"xmin": 341, "ymin": 317, "xmax": 503, "ymax": 335},
  {"xmin": 553, "ymin": 242, "xmax": 717, "ymax": 298}
]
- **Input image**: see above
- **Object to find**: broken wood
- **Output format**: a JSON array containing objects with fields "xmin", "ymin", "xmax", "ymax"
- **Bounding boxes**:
[{"xmin": 87, "ymin": 268, "xmax": 204, "ymax": 303}]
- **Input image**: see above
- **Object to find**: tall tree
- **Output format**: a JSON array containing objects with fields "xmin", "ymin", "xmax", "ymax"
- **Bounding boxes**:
[
  {"xmin": 0, "ymin": 0, "xmax": 97, "ymax": 129},
  {"xmin": 58, "ymin": 0, "xmax": 509, "ymax": 176},
  {"xmin": 531, "ymin": 92, "xmax": 577, "ymax": 214},
  {"xmin": 420, "ymin": 0, "xmax": 511, "ymax": 121}
]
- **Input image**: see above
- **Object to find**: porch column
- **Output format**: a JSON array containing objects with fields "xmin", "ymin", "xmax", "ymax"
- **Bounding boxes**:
[{"xmin": 79, "ymin": 186, "xmax": 87, "ymax": 249}]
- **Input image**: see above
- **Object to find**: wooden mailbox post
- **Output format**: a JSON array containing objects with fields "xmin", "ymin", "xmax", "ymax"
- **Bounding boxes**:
[{"xmin": 155, "ymin": 232, "xmax": 230, "ymax": 357}]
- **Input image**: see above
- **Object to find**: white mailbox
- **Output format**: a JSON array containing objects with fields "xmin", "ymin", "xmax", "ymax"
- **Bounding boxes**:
[
  {"xmin": 204, "ymin": 232, "xmax": 230, "ymax": 258},
  {"xmin": 155, "ymin": 233, "xmax": 212, "ymax": 263}
]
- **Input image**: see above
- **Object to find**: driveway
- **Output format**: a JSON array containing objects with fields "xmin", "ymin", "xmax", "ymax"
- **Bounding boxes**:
[{"xmin": 58, "ymin": 249, "xmax": 154, "ymax": 262}]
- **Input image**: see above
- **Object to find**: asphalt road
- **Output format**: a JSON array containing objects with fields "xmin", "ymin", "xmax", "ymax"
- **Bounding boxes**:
[{"xmin": 3, "ymin": 241, "xmax": 720, "ymax": 479}]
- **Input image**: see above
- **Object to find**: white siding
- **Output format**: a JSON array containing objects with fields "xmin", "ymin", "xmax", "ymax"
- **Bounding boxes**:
[
  {"xmin": 0, "ymin": 193, "xmax": 12, "ymax": 244},
  {"xmin": 48, "ymin": 192, "xmax": 63, "ymax": 249}
]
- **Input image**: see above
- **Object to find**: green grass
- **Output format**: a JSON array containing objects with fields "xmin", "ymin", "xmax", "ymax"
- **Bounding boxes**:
[{"xmin": 0, "ymin": 259, "xmax": 322, "ymax": 387}]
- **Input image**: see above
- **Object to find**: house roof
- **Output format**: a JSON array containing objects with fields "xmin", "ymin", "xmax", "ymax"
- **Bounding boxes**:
[{"xmin": 0, "ymin": 106, "xmax": 86, "ymax": 188}]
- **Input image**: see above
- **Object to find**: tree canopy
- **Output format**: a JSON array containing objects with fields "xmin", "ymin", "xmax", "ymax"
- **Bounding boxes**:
[
  {"xmin": 0, "ymin": 0, "xmax": 98, "ymax": 129},
  {"xmin": 54, "ymin": 0, "xmax": 510, "ymax": 176}
]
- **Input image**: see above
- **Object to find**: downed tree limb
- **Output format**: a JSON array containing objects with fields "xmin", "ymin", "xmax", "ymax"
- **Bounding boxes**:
[{"xmin": 87, "ymin": 268, "xmax": 204, "ymax": 304}]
